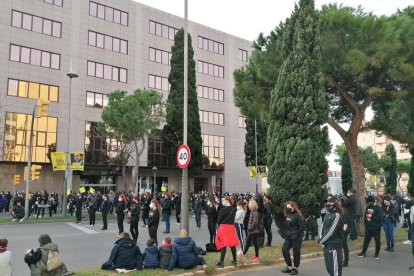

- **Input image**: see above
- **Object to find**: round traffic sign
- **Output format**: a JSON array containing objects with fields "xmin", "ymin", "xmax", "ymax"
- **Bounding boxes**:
[{"xmin": 176, "ymin": 144, "xmax": 191, "ymax": 169}]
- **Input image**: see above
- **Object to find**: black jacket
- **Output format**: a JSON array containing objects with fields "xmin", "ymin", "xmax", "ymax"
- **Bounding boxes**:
[
  {"xmin": 175, "ymin": 197, "xmax": 181, "ymax": 214},
  {"xmin": 116, "ymin": 202, "xmax": 126, "ymax": 217},
  {"xmin": 101, "ymin": 200, "xmax": 109, "ymax": 215},
  {"xmin": 206, "ymin": 205, "xmax": 218, "ymax": 224},
  {"xmin": 382, "ymin": 204, "xmax": 395, "ymax": 223},
  {"xmin": 364, "ymin": 204, "xmax": 383, "ymax": 230},
  {"xmin": 284, "ymin": 212, "xmax": 305, "ymax": 239},
  {"xmin": 130, "ymin": 202, "xmax": 141, "ymax": 221},
  {"xmin": 162, "ymin": 199, "xmax": 172, "ymax": 215},
  {"xmin": 319, "ymin": 211, "xmax": 344, "ymax": 246},
  {"xmin": 148, "ymin": 208, "xmax": 160, "ymax": 228},
  {"xmin": 344, "ymin": 195, "xmax": 357, "ymax": 217},
  {"xmin": 247, "ymin": 210, "xmax": 260, "ymax": 234},
  {"xmin": 159, "ymin": 244, "xmax": 172, "ymax": 269},
  {"xmin": 101, "ymin": 237, "xmax": 143, "ymax": 270},
  {"xmin": 217, "ymin": 206, "xmax": 236, "ymax": 225},
  {"xmin": 263, "ymin": 202, "xmax": 272, "ymax": 223}
]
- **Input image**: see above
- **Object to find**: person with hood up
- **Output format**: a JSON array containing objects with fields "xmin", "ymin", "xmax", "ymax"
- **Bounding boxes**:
[
  {"xmin": 101, "ymin": 232, "xmax": 143, "ymax": 272},
  {"xmin": 143, "ymin": 239, "xmax": 159, "ymax": 268},
  {"xmin": 167, "ymin": 229, "xmax": 207, "ymax": 271},
  {"xmin": 0, "ymin": 238, "xmax": 11, "ymax": 276},
  {"xmin": 24, "ymin": 234, "xmax": 70, "ymax": 276}
]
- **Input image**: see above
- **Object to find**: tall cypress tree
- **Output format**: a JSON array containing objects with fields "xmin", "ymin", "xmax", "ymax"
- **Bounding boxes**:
[
  {"xmin": 383, "ymin": 144, "xmax": 398, "ymax": 195},
  {"xmin": 341, "ymin": 150, "xmax": 353, "ymax": 194},
  {"xmin": 267, "ymin": 0, "xmax": 330, "ymax": 232},
  {"xmin": 163, "ymin": 29, "xmax": 203, "ymax": 177}
]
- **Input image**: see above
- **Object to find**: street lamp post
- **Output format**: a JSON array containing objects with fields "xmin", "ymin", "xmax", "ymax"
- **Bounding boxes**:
[
  {"xmin": 62, "ymin": 69, "xmax": 78, "ymax": 217},
  {"xmin": 152, "ymin": 167, "xmax": 157, "ymax": 198}
]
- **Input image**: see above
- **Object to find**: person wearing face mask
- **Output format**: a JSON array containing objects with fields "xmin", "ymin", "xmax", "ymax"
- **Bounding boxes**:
[
  {"xmin": 147, "ymin": 199, "xmax": 161, "ymax": 245},
  {"xmin": 161, "ymin": 193, "xmax": 172, "ymax": 234},
  {"xmin": 234, "ymin": 200, "xmax": 246, "ymax": 257},
  {"xmin": 281, "ymin": 201, "xmax": 305, "ymax": 276},
  {"xmin": 357, "ymin": 195, "xmax": 383, "ymax": 259},
  {"xmin": 318, "ymin": 196, "xmax": 344, "ymax": 276},
  {"xmin": 116, "ymin": 194, "xmax": 127, "ymax": 234},
  {"xmin": 206, "ymin": 198, "xmax": 218, "ymax": 245},
  {"xmin": 382, "ymin": 194, "xmax": 396, "ymax": 252}
]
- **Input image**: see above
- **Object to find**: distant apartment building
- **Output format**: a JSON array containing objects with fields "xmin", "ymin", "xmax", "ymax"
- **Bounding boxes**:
[{"xmin": 0, "ymin": 0, "xmax": 255, "ymax": 194}]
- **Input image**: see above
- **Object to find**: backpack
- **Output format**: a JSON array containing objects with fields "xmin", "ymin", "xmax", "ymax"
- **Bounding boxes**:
[
  {"xmin": 205, "ymin": 243, "xmax": 217, "ymax": 252},
  {"xmin": 46, "ymin": 250, "xmax": 63, "ymax": 271}
]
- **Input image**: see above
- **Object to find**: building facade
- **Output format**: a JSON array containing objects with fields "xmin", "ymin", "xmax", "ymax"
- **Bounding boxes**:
[{"xmin": 0, "ymin": 0, "xmax": 256, "ymax": 194}]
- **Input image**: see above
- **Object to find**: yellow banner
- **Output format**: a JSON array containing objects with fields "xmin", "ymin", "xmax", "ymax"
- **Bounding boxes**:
[
  {"xmin": 51, "ymin": 152, "xmax": 66, "ymax": 171},
  {"xmin": 248, "ymin": 166, "xmax": 268, "ymax": 179},
  {"xmin": 90, "ymin": 187, "xmax": 95, "ymax": 193},
  {"xmin": 70, "ymin": 152, "xmax": 84, "ymax": 171},
  {"xmin": 161, "ymin": 186, "xmax": 167, "ymax": 192},
  {"xmin": 79, "ymin": 187, "xmax": 86, "ymax": 193},
  {"xmin": 66, "ymin": 189, "xmax": 71, "ymax": 195}
]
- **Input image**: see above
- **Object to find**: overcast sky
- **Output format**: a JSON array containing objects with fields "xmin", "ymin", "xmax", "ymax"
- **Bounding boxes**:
[{"xmin": 134, "ymin": 0, "xmax": 411, "ymax": 170}]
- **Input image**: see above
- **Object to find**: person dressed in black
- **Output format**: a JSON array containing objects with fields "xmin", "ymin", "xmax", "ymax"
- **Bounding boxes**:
[
  {"xmin": 175, "ymin": 193, "xmax": 182, "ymax": 225},
  {"xmin": 141, "ymin": 193, "xmax": 150, "ymax": 226},
  {"xmin": 357, "ymin": 195, "xmax": 383, "ymax": 259},
  {"xmin": 147, "ymin": 199, "xmax": 160, "ymax": 245},
  {"xmin": 341, "ymin": 196, "xmax": 352, "ymax": 267},
  {"xmin": 319, "ymin": 196, "xmax": 344, "ymax": 276},
  {"xmin": 116, "ymin": 194, "xmax": 127, "ymax": 234},
  {"xmin": 194, "ymin": 194, "xmax": 202, "ymax": 230},
  {"xmin": 88, "ymin": 193, "xmax": 98, "ymax": 227},
  {"xmin": 263, "ymin": 195, "xmax": 273, "ymax": 246},
  {"xmin": 344, "ymin": 189, "xmax": 358, "ymax": 240},
  {"xmin": 129, "ymin": 195, "xmax": 141, "ymax": 242},
  {"xmin": 101, "ymin": 195, "xmax": 109, "ymax": 230},
  {"xmin": 74, "ymin": 193, "xmax": 83, "ymax": 224},
  {"xmin": 206, "ymin": 197, "xmax": 218, "ymax": 244},
  {"xmin": 281, "ymin": 201, "xmax": 305, "ymax": 275},
  {"xmin": 36, "ymin": 190, "xmax": 48, "ymax": 219},
  {"xmin": 161, "ymin": 193, "xmax": 172, "ymax": 234}
]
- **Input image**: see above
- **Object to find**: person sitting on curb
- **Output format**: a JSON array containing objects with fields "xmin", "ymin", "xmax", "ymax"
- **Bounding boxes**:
[
  {"xmin": 159, "ymin": 236, "xmax": 172, "ymax": 269},
  {"xmin": 101, "ymin": 232, "xmax": 143, "ymax": 272},
  {"xmin": 167, "ymin": 229, "xmax": 207, "ymax": 271},
  {"xmin": 11, "ymin": 202, "xmax": 24, "ymax": 222},
  {"xmin": 143, "ymin": 239, "xmax": 159, "ymax": 268},
  {"xmin": 24, "ymin": 234, "xmax": 72, "ymax": 276}
]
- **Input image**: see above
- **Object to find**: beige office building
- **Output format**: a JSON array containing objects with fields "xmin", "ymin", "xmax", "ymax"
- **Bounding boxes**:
[{"xmin": 0, "ymin": 0, "xmax": 255, "ymax": 194}]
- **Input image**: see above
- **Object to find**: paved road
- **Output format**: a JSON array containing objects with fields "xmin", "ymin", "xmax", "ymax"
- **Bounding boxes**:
[
  {"xmin": 2, "ymin": 214, "xmax": 281, "ymax": 275},
  {"xmin": 230, "ymin": 241, "xmax": 414, "ymax": 276}
]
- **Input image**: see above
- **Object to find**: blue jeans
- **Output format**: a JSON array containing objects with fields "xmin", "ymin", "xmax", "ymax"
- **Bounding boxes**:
[
  {"xmin": 163, "ymin": 214, "xmax": 170, "ymax": 232},
  {"xmin": 383, "ymin": 219, "xmax": 394, "ymax": 244}
]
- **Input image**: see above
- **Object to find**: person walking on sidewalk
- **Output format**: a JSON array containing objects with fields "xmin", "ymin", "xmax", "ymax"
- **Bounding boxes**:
[
  {"xmin": 281, "ymin": 201, "xmax": 305, "ymax": 276},
  {"xmin": 382, "ymin": 194, "xmax": 396, "ymax": 252},
  {"xmin": 319, "ymin": 196, "xmax": 344, "ymax": 276},
  {"xmin": 357, "ymin": 195, "xmax": 383, "ymax": 259}
]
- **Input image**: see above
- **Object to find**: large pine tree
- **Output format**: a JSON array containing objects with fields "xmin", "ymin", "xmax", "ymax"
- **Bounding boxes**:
[
  {"xmin": 383, "ymin": 144, "xmax": 398, "ymax": 195},
  {"xmin": 163, "ymin": 29, "xmax": 203, "ymax": 177},
  {"xmin": 267, "ymin": 0, "xmax": 330, "ymax": 232}
]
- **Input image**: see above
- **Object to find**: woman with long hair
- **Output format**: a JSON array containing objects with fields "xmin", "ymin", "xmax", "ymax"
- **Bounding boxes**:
[
  {"xmin": 234, "ymin": 200, "xmax": 246, "ymax": 257},
  {"xmin": 116, "ymin": 194, "xmax": 127, "ymax": 234},
  {"xmin": 281, "ymin": 201, "xmax": 305, "ymax": 275},
  {"xmin": 242, "ymin": 199, "xmax": 260, "ymax": 263},
  {"xmin": 147, "ymin": 199, "xmax": 161, "ymax": 245},
  {"xmin": 129, "ymin": 195, "xmax": 141, "ymax": 242}
]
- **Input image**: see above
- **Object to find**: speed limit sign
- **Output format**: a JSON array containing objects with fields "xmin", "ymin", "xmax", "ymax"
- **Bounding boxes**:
[{"xmin": 176, "ymin": 144, "xmax": 191, "ymax": 169}]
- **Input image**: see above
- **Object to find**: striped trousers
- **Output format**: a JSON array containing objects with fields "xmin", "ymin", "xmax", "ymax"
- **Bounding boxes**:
[
  {"xmin": 324, "ymin": 244, "xmax": 342, "ymax": 276},
  {"xmin": 235, "ymin": 222, "xmax": 246, "ymax": 252}
]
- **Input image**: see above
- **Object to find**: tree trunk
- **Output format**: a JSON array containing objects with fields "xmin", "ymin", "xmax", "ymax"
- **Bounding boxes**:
[
  {"xmin": 133, "ymin": 136, "xmax": 146, "ymax": 195},
  {"xmin": 344, "ymin": 136, "xmax": 366, "ymax": 235}
]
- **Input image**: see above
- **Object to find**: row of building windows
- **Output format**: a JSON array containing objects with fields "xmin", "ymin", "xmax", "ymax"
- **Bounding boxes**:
[
  {"xmin": 149, "ymin": 47, "xmax": 171, "ymax": 65},
  {"xmin": 12, "ymin": 10, "xmax": 62, "ymax": 38},
  {"xmin": 199, "ymin": 110, "xmax": 224, "ymax": 126},
  {"xmin": 10, "ymin": 44, "xmax": 60, "ymax": 70},
  {"xmin": 86, "ymin": 91, "xmax": 108, "ymax": 108},
  {"xmin": 87, "ymin": 61, "xmax": 127, "ymax": 83},
  {"xmin": 7, "ymin": 79, "xmax": 58, "ymax": 102},
  {"xmin": 88, "ymin": 31, "xmax": 128, "ymax": 54},
  {"xmin": 238, "ymin": 49, "xmax": 248, "ymax": 62},
  {"xmin": 149, "ymin": 20, "xmax": 178, "ymax": 40},
  {"xmin": 197, "ymin": 61, "xmax": 224, "ymax": 78},
  {"xmin": 148, "ymin": 74, "xmax": 170, "ymax": 92},
  {"xmin": 202, "ymin": 134, "xmax": 225, "ymax": 168},
  {"xmin": 197, "ymin": 85, "xmax": 224, "ymax": 102},
  {"xmin": 85, "ymin": 121, "xmax": 120, "ymax": 165},
  {"xmin": 40, "ymin": 0, "xmax": 63, "ymax": 7},
  {"xmin": 89, "ymin": 1, "xmax": 128, "ymax": 26},
  {"xmin": 198, "ymin": 36, "xmax": 224, "ymax": 55}
]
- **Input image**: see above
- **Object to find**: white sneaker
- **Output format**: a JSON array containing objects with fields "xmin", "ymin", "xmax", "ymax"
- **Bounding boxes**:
[
  {"xmin": 12, "ymin": 219, "xmax": 17, "ymax": 222},
  {"xmin": 20, "ymin": 218, "xmax": 24, "ymax": 222},
  {"xmin": 403, "ymin": 240, "xmax": 412, "ymax": 245}
]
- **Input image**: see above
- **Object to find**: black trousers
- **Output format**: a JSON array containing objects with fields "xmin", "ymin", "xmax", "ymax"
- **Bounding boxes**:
[
  {"xmin": 117, "ymin": 215, "xmax": 124, "ymax": 234},
  {"xmin": 89, "ymin": 210, "xmax": 96, "ymax": 225},
  {"xmin": 75, "ymin": 209, "xmax": 82, "ymax": 222},
  {"xmin": 130, "ymin": 219, "xmax": 139, "ymax": 241},
  {"xmin": 324, "ymin": 244, "xmax": 343, "ymax": 276},
  {"xmin": 176, "ymin": 210, "xmax": 181, "ymax": 223},
  {"xmin": 37, "ymin": 207, "xmax": 45, "ymax": 218},
  {"xmin": 102, "ymin": 212, "xmax": 108, "ymax": 229},
  {"xmin": 195, "ymin": 212, "xmax": 201, "ymax": 228},
  {"xmin": 243, "ymin": 233, "xmax": 259, "ymax": 257},
  {"xmin": 208, "ymin": 222, "xmax": 217, "ymax": 244},
  {"xmin": 264, "ymin": 220, "xmax": 272, "ymax": 245},
  {"xmin": 361, "ymin": 228, "xmax": 381, "ymax": 256},
  {"xmin": 349, "ymin": 216, "xmax": 357, "ymax": 240},
  {"xmin": 148, "ymin": 226, "xmax": 158, "ymax": 245},
  {"xmin": 282, "ymin": 235, "xmax": 303, "ymax": 268},
  {"xmin": 342, "ymin": 232, "xmax": 349, "ymax": 262}
]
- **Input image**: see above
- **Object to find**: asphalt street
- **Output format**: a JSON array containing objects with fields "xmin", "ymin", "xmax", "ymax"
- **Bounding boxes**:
[{"xmin": 1, "ymin": 214, "xmax": 281, "ymax": 275}]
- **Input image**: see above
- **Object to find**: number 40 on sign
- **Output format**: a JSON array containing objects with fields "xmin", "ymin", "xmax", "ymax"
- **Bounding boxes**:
[{"xmin": 176, "ymin": 144, "xmax": 191, "ymax": 169}]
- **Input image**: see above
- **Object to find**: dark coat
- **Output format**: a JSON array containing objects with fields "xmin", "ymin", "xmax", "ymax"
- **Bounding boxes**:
[
  {"xmin": 101, "ymin": 200, "xmax": 109, "ymax": 215},
  {"xmin": 263, "ymin": 202, "xmax": 273, "ymax": 223},
  {"xmin": 147, "ymin": 208, "xmax": 160, "ymax": 228},
  {"xmin": 161, "ymin": 199, "xmax": 172, "ymax": 215},
  {"xmin": 167, "ymin": 237, "xmax": 200, "ymax": 271},
  {"xmin": 284, "ymin": 212, "xmax": 305, "ymax": 239},
  {"xmin": 142, "ymin": 245, "xmax": 159, "ymax": 268},
  {"xmin": 247, "ymin": 210, "xmax": 260, "ymax": 234},
  {"xmin": 175, "ymin": 197, "xmax": 181, "ymax": 214},
  {"xmin": 159, "ymin": 244, "xmax": 172, "ymax": 269},
  {"xmin": 217, "ymin": 206, "xmax": 236, "ymax": 225},
  {"xmin": 101, "ymin": 237, "xmax": 143, "ymax": 270},
  {"xmin": 206, "ymin": 205, "xmax": 218, "ymax": 224},
  {"xmin": 130, "ymin": 202, "xmax": 141, "ymax": 221},
  {"xmin": 116, "ymin": 202, "xmax": 126, "ymax": 218},
  {"xmin": 364, "ymin": 204, "xmax": 383, "ymax": 230}
]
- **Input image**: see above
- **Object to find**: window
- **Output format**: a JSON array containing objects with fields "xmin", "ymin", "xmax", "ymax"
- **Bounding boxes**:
[
  {"xmin": 87, "ymin": 61, "xmax": 127, "ymax": 83},
  {"xmin": 198, "ymin": 36, "xmax": 224, "ymax": 55},
  {"xmin": 8, "ymin": 79, "xmax": 58, "ymax": 102},
  {"xmin": 148, "ymin": 74, "xmax": 170, "ymax": 91},
  {"xmin": 12, "ymin": 10, "xmax": 62, "ymax": 37},
  {"xmin": 85, "ymin": 122, "xmax": 120, "ymax": 165},
  {"xmin": 149, "ymin": 47, "xmax": 171, "ymax": 65},
  {"xmin": 238, "ymin": 116, "xmax": 246, "ymax": 128},
  {"xmin": 39, "ymin": 0, "xmax": 63, "ymax": 6},
  {"xmin": 238, "ymin": 49, "xmax": 248, "ymax": 61},
  {"xmin": 3, "ymin": 112, "xmax": 57, "ymax": 162},
  {"xmin": 202, "ymin": 134, "xmax": 224, "ymax": 169},
  {"xmin": 197, "ymin": 85, "xmax": 224, "ymax": 102},
  {"xmin": 9, "ymin": 44, "xmax": 60, "ymax": 70},
  {"xmin": 149, "ymin": 20, "xmax": 177, "ymax": 40},
  {"xmin": 147, "ymin": 129, "xmax": 170, "ymax": 167},
  {"xmin": 89, "ymin": 1, "xmax": 128, "ymax": 26},
  {"xmin": 88, "ymin": 31, "xmax": 127, "ymax": 54},
  {"xmin": 199, "ymin": 110, "xmax": 224, "ymax": 126},
  {"xmin": 198, "ymin": 61, "xmax": 224, "ymax": 78},
  {"xmin": 86, "ymin": 91, "xmax": 108, "ymax": 108}
]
